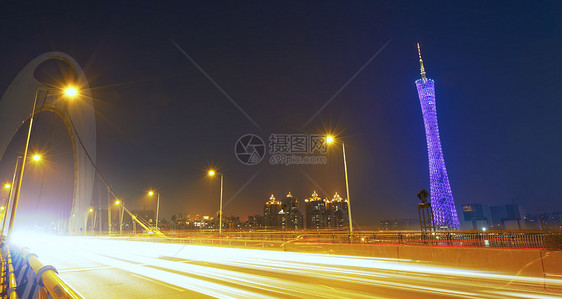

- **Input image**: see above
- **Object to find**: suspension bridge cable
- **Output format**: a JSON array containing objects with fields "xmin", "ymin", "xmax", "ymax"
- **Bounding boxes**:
[{"xmin": 64, "ymin": 104, "xmax": 159, "ymax": 232}]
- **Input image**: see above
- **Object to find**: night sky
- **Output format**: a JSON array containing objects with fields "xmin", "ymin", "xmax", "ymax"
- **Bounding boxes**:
[{"xmin": 1, "ymin": 1, "xmax": 561, "ymax": 228}]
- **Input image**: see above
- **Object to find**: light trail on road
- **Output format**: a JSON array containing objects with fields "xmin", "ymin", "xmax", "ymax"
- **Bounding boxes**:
[{"xmin": 12, "ymin": 236, "xmax": 562, "ymax": 298}]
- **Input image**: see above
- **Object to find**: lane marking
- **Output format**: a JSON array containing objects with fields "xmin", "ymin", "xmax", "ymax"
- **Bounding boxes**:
[{"xmin": 130, "ymin": 273, "xmax": 186, "ymax": 292}]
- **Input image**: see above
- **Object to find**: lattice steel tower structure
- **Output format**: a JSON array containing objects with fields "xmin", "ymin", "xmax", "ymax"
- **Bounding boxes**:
[{"xmin": 415, "ymin": 43, "xmax": 460, "ymax": 229}]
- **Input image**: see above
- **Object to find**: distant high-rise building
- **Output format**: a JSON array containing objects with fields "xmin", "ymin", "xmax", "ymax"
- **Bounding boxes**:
[
  {"xmin": 503, "ymin": 203, "xmax": 526, "ymax": 230},
  {"xmin": 327, "ymin": 192, "xmax": 349, "ymax": 228},
  {"xmin": 415, "ymin": 43, "xmax": 460, "ymax": 229},
  {"xmin": 305, "ymin": 191, "xmax": 348, "ymax": 229},
  {"xmin": 280, "ymin": 192, "xmax": 303, "ymax": 229},
  {"xmin": 305, "ymin": 191, "xmax": 329, "ymax": 229},
  {"xmin": 490, "ymin": 205, "xmax": 508, "ymax": 229},
  {"xmin": 490, "ymin": 204, "xmax": 527, "ymax": 230},
  {"xmin": 246, "ymin": 215, "xmax": 264, "ymax": 228},
  {"xmin": 264, "ymin": 194, "xmax": 282, "ymax": 228},
  {"xmin": 462, "ymin": 204, "xmax": 491, "ymax": 230},
  {"xmin": 505, "ymin": 204, "xmax": 524, "ymax": 220},
  {"xmin": 223, "ymin": 216, "xmax": 241, "ymax": 229}
]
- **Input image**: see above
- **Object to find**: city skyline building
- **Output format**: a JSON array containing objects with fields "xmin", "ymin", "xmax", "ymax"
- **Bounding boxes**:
[
  {"xmin": 305, "ymin": 191, "xmax": 329, "ymax": 228},
  {"xmin": 490, "ymin": 203, "xmax": 526, "ymax": 230},
  {"xmin": 461, "ymin": 204, "xmax": 491, "ymax": 230},
  {"xmin": 415, "ymin": 43, "xmax": 460, "ymax": 229},
  {"xmin": 264, "ymin": 194, "xmax": 282, "ymax": 228},
  {"xmin": 304, "ymin": 191, "xmax": 349, "ymax": 229},
  {"xmin": 280, "ymin": 192, "xmax": 303, "ymax": 229},
  {"xmin": 327, "ymin": 192, "xmax": 349, "ymax": 228}
]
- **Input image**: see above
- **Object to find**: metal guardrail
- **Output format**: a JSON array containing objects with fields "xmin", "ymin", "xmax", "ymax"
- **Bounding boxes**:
[
  {"xmin": 8, "ymin": 246, "xmax": 84, "ymax": 299},
  {"xmin": 98, "ymin": 235, "xmax": 287, "ymax": 251},
  {"xmin": 159, "ymin": 229, "xmax": 552, "ymax": 249},
  {"xmin": 1, "ymin": 243, "xmax": 17, "ymax": 299}
]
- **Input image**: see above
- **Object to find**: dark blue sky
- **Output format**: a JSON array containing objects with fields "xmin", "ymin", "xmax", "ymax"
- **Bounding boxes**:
[{"xmin": 1, "ymin": 1, "xmax": 561, "ymax": 227}]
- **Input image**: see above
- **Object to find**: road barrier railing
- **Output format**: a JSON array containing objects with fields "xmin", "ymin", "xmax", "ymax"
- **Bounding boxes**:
[
  {"xmin": 9, "ymin": 246, "xmax": 83, "ymax": 299},
  {"xmin": 1, "ymin": 242, "xmax": 17, "ymax": 299},
  {"xmin": 95, "ymin": 235, "xmax": 287, "ymax": 250},
  {"xmin": 157, "ymin": 229, "xmax": 553, "ymax": 249}
]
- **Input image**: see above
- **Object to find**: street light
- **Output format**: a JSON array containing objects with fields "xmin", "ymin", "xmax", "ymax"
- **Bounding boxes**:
[
  {"xmin": 208, "ymin": 169, "xmax": 223, "ymax": 236},
  {"xmin": 8, "ymin": 86, "xmax": 78, "ymax": 237},
  {"xmin": 4, "ymin": 184, "xmax": 10, "ymax": 189},
  {"xmin": 326, "ymin": 135, "xmax": 354, "ymax": 239},
  {"xmin": 147, "ymin": 190, "xmax": 160, "ymax": 230},
  {"xmin": 65, "ymin": 86, "xmax": 78, "ymax": 97},
  {"xmin": 114, "ymin": 200, "xmax": 120, "ymax": 206}
]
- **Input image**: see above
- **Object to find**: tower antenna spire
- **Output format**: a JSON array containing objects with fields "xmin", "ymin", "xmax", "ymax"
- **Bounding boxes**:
[{"xmin": 417, "ymin": 42, "xmax": 427, "ymax": 80}]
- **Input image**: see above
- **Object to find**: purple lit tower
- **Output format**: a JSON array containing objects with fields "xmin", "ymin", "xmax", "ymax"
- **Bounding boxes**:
[{"xmin": 415, "ymin": 43, "xmax": 460, "ymax": 230}]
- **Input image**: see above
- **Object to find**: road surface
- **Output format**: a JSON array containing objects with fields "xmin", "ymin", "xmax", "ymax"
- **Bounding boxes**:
[{"xmin": 13, "ymin": 236, "xmax": 562, "ymax": 298}]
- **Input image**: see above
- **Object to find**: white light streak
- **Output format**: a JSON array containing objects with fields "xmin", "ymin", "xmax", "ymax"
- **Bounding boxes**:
[{"xmin": 12, "ymin": 236, "xmax": 562, "ymax": 298}]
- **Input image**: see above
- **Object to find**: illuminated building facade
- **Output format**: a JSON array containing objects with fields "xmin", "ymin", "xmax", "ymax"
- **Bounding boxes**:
[
  {"xmin": 280, "ymin": 192, "xmax": 303, "ymax": 229},
  {"xmin": 327, "ymin": 192, "xmax": 348, "ymax": 228},
  {"xmin": 264, "ymin": 194, "xmax": 282, "ymax": 228},
  {"xmin": 305, "ymin": 191, "xmax": 328, "ymax": 228},
  {"xmin": 304, "ymin": 192, "xmax": 348, "ymax": 229},
  {"xmin": 415, "ymin": 43, "xmax": 460, "ymax": 229}
]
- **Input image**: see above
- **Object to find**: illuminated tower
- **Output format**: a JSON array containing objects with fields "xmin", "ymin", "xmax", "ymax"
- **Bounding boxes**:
[{"xmin": 415, "ymin": 43, "xmax": 460, "ymax": 229}]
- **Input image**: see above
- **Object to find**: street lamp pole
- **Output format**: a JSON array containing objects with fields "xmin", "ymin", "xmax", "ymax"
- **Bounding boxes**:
[
  {"xmin": 107, "ymin": 186, "xmax": 112, "ymax": 234},
  {"xmin": 341, "ymin": 142, "xmax": 353, "ymax": 238},
  {"xmin": 219, "ymin": 173, "xmax": 223, "ymax": 236},
  {"xmin": 148, "ymin": 190, "xmax": 160, "ymax": 230},
  {"xmin": 113, "ymin": 200, "xmax": 122, "ymax": 235},
  {"xmin": 207, "ymin": 170, "xmax": 223, "ymax": 236},
  {"xmin": 1, "ymin": 157, "xmax": 19, "ymax": 236},
  {"xmin": 119, "ymin": 204, "xmax": 124, "ymax": 235},
  {"xmin": 7, "ymin": 89, "xmax": 41, "ymax": 237},
  {"xmin": 326, "ymin": 135, "xmax": 353, "ymax": 240},
  {"xmin": 156, "ymin": 193, "xmax": 160, "ymax": 230}
]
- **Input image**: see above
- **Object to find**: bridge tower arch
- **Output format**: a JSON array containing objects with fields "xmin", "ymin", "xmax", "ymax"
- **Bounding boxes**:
[{"xmin": 0, "ymin": 51, "xmax": 96, "ymax": 234}]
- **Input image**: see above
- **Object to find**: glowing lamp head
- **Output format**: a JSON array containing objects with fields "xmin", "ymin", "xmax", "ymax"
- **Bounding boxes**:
[
  {"xmin": 4, "ymin": 183, "xmax": 10, "ymax": 189},
  {"xmin": 208, "ymin": 170, "xmax": 215, "ymax": 176},
  {"xmin": 0, "ymin": 206, "xmax": 4, "ymax": 210},
  {"xmin": 148, "ymin": 191, "xmax": 154, "ymax": 196},
  {"xmin": 32, "ymin": 154, "xmax": 41, "ymax": 161},
  {"xmin": 114, "ymin": 200, "xmax": 120, "ymax": 205},
  {"xmin": 65, "ymin": 87, "xmax": 78, "ymax": 97},
  {"xmin": 326, "ymin": 136, "xmax": 334, "ymax": 144},
  {"xmin": 89, "ymin": 208, "xmax": 94, "ymax": 213}
]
